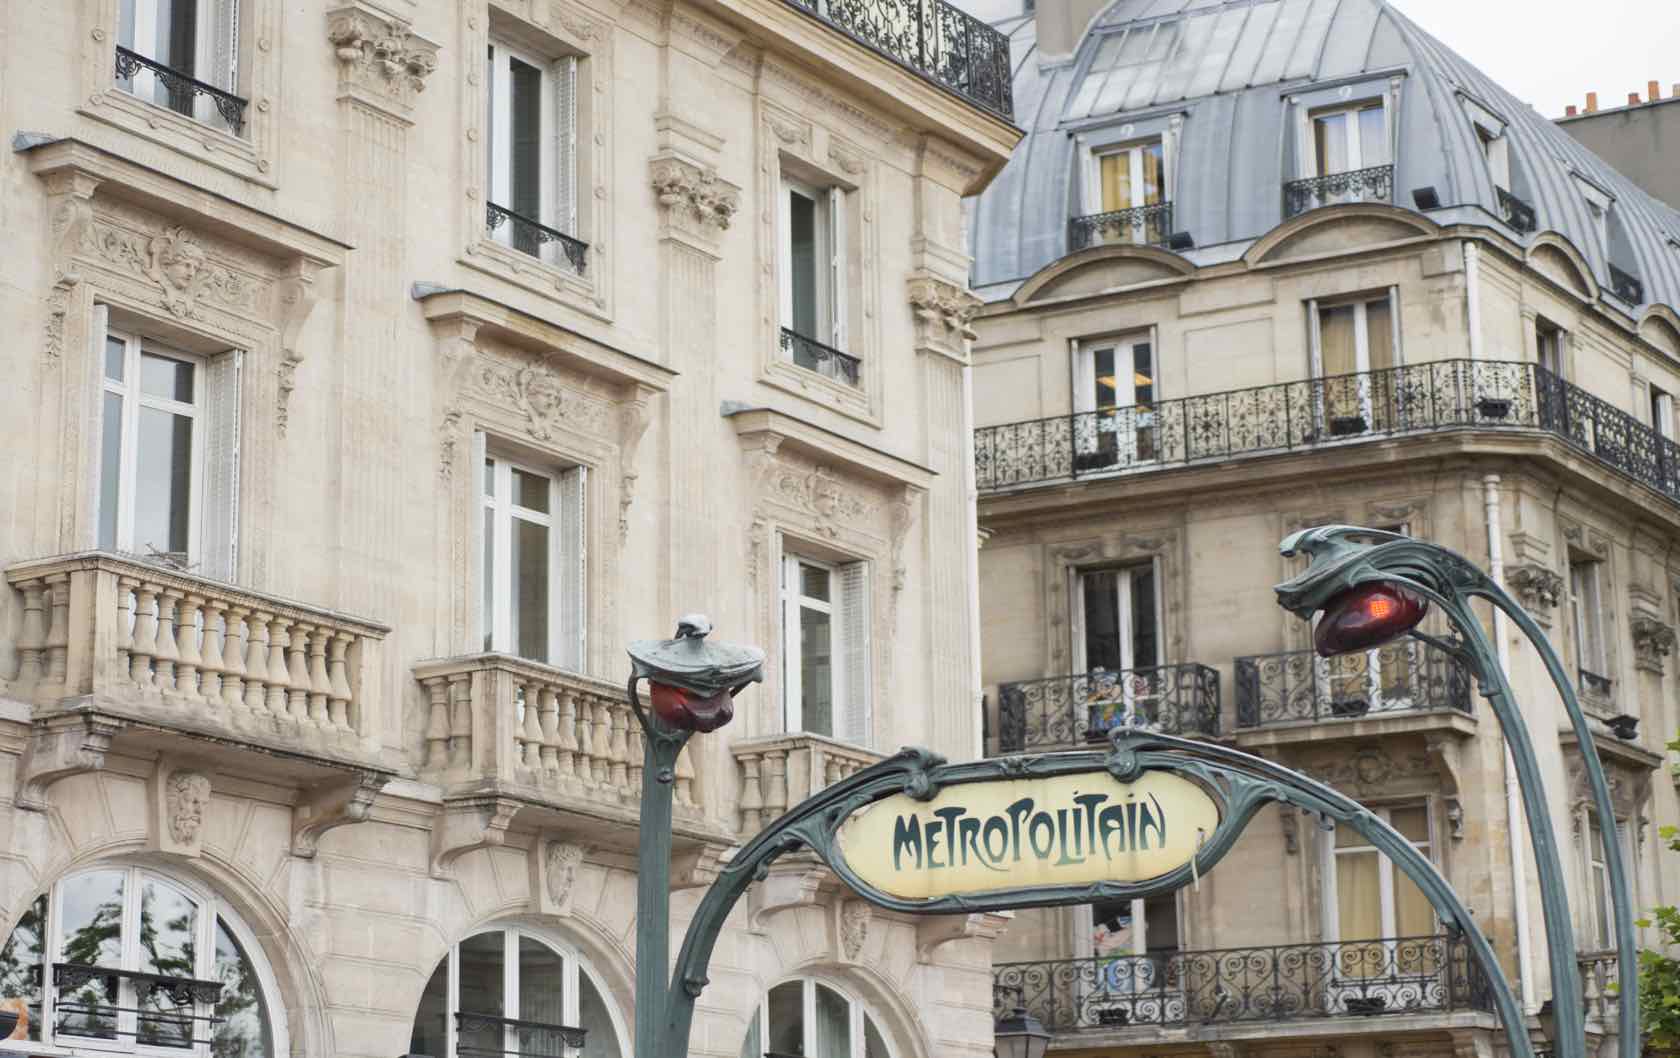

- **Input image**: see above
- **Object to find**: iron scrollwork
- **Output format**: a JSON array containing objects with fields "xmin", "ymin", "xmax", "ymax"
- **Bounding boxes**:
[
  {"xmin": 1283, "ymin": 164, "xmax": 1394, "ymax": 217},
  {"xmin": 779, "ymin": 327, "xmax": 863, "ymax": 388},
  {"xmin": 996, "ymin": 663, "xmax": 1220, "ymax": 751},
  {"xmin": 1496, "ymin": 187, "xmax": 1538, "ymax": 234},
  {"xmin": 485, "ymin": 203, "xmax": 590, "ymax": 275},
  {"xmin": 1233, "ymin": 639, "xmax": 1471, "ymax": 728},
  {"xmin": 113, "ymin": 46, "xmax": 249, "ymax": 135},
  {"xmin": 1068, "ymin": 203, "xmax": 1174, "ymax": 251}
]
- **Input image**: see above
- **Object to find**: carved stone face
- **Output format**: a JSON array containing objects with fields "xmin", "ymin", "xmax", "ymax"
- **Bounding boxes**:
[{"xmin": 166, "ymin": 771, "xmax": 212, "ymax": 844}]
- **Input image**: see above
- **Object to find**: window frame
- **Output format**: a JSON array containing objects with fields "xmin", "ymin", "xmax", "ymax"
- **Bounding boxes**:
[
  {"xmin": 1568, "ymin": 556, "xmax": 1610, "ymax": 688},
  {"xmin": 1650, "ymin": 383, "xmax": 1675, "ymax": 440},
  {"xmin": 116, "ymin": 0, "xmax": 242, "ymax": 133},
  {"xmin": 777, "ymin": 171, "xmax": 848, "ymax": 354},
  {"xmin": 1070, "ymin": 561, "xmax": 1163, "ymax": 676},
  {"xmin": 779, "ymin": 550, "xmax": 870, "ymax": 744},
  {"xmin": 100, "ymin": 329, "xmax": 207, "ymax": 562},
  {"xmin": 745, "ymin": 977, "xmax": 893, "ymax": 1058},
  {"xmin": 1536, "ymin": 317, "xmax": 1567, "ymax": 378},
  {"xmin": 1306, "ymin": 99, "xmax": 1389, "ymax": 179},
  {"xmin": 477, "ymin": 445, "xmax": 585, "ymax": 669},
  {"xmin": 1321, "ymin": 802, "xmax": 1436, "ymax": 943},
  {"xmin": 485, "ymin": 37, "xmax": 580, "ymax": 264},
  {"xmin": 1084, "ymin": 138, "xmax": 1167, "ymax": 215}
]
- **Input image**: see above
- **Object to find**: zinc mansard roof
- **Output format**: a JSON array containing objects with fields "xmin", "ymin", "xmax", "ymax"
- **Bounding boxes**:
[{"xmin": 968, "ymin": 0, "xmax": 1680, "ymax": 318}]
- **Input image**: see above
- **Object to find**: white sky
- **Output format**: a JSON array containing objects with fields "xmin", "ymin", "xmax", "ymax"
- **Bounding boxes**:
[{"xmin": 1387, "ymin": 0, "xmax": 1680, "ymax": 119}]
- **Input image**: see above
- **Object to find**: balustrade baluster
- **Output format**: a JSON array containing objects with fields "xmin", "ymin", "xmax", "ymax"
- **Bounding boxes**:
[
  {"xmin": 739, "ymin": 752, "xmax": 764, "ymax": 832},
  {"xmin": 243, "ymin": 611, "xmax": 271, "ymax": 715},
  {"xmin": 175, "ymin": 594, "xmax": 204, "ymax": 700},
  {"xmin": 265, "ymin": 618, "xmax": 292, "ymax": 719},
  {"xmin": 307, "ymin": 626, "xmax": 332, "ymax": 726},
  {"xmin": 14, "ymin": 579, "xmax": 46, "ymax": 685},
  {"xmin": 130, "ymin": 584, "xmax": 160, "ymax": 686},
  {"xmin": 627, "ymin": 720, "xmax": 643, "ymax": 790},
  {"xmin": 573, "ymin": 694, "xmax": 597, "ymax": 783},
  {"xmin": 222, "ymin": 607, "xmax": 249, "ymax": 712},
  {"xmin": 763, "ymin": 749, "xmax": 788, "ymax": 820},
  {"xmin": 424, "ymin": 677, "xmax": 451, "ymax": 769},
  {"xmin": 328, "ymin": 632, "xmax": 354, "ymax": 730},
  {"xmin": 608, "ymin": 704, "xmax": 629, "ymax": 790},
  {"xmin": 153, "ymin": 589, "xmax": 182, "ymax": 695},
  {"xmin": 44, "ymin": 574, "xmax": 71, "ymax": 685},
  {"xmin": 520, "ymin": 679, "xmax": 544, "ymax": 769},
  {"xmin": 115, "ymin": 577, "xmax": 137, "ymax": 681},
  {"xmin": 286, "ymin": 621, "xmax": 312, "ymax": 722},
  {"xmin": 448, "ymin": 673, "xmax": 473, "ymax": 767},
  {"xmin": 199, "ymin": 601, "xmax": 226, "ymax": 705},
  {"xmin": 555, "ymin": 690, "xmax": 579, "ymax": 782},
  {"xmin": 591, "ymin": 696, "xmax": 612, "ymax": 785},
  {"xmin": 537, "ymin": 686, "xmax": 560, "ymax": 775}
]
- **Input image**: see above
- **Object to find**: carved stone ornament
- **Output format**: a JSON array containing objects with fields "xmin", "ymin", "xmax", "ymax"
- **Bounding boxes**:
[
  {"xmin": 1508, "ymin": 563, "xmax": 1564, "ymax": 610},
  {"xmin": 1631, "ymin": 613, "xmax": 1676, "ymax": 675},
  {"xmin": 83, "ymin": 218, "xmax": 264, "ymax": 321},
  {"xmin": 545, "ymin": 841, "xmax": 586, "ymax": 908},
  {"xmin": 907, "ymin": 274, "xmax": 981, "ymax": 343},
  {"xmin": 166, "ymin": 771, "xmax": 213, "ymax": 844},
  {"xmin": 1304, "ymin": 746, "xmax": 1435, "ymax": 792},
  {"xmin": 649, "ymin": 157, "xmax": 740, "ymax": 239},
  {"xmin": 472, "ymin": 357, "xmax": 612, "ymax": 441},
  {"xmin": 326, "ymin": 5, "xmax": 439, "ymax": 112},
  {"xmin": 839, "ymin": 900, "xmax": 871, "ymax": 960},
  {"xmin": 766, "ymin": 459, "xmax": 878, "ymax": 539}
]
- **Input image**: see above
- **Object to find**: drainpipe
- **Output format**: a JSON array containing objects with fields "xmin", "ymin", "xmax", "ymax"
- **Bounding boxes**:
[
  {"xmin": 964, "ymin": 356, "xmax": 985, "ymax": 762},
  {"xmin": 1465, "ymin": 242, "xmax": 1485, "ymax": 360},
  {"xmin": 1484, "ymin": 472, "xmax": 1537, "ymax": 1012}
]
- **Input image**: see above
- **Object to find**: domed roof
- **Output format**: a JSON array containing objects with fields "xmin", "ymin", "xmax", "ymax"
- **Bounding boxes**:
[{"xmin": 968, "ymin": 0, "xmax": 1680, "ymax": 316}]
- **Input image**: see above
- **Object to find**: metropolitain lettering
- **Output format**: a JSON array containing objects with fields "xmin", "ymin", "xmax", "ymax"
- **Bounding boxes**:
[{"xmin": 890, "ymin": 790, "xmax": 1171, "ymax": 873}]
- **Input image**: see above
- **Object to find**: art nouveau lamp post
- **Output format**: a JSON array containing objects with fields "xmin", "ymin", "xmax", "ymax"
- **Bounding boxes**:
[
  {"xmin": 1274, "ymin": 526, "xmax": 1637, "ymax": 1058},
  {"xmin": 624, "ymin": 616, "xmax": 764, "ymax": 1058}
]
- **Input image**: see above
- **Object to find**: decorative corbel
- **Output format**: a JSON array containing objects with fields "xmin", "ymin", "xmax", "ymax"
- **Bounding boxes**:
[
  {"xmin": 888, "ymin": 485, "xmax": 923, "ymax": 597},
  {"xmin": 915, "ymin": 910, "xmax": 1009, "ymax": 959},
  {"xmin": 17, "ymin": 713, "xmax": 127, "ymax": 812},
  {"xmin": 274, "ymin": 260, "xmax": 322, "ymax": 437},
  {"xmin": 618, "ymin": 385, "xmax": 656, "ymax": 541},
  {"xmin": 1445, "ymin": 798, "xmax": 1465, "ymax": 842},
  {"xmin": 39, "ymin": 166, "xmax": 100, "ymax": 289},
  {"xmin": 429, "ymin": 794, "xmax": 521, "ymax": 877},
  {"xmin": 649, "ymin": 154, "xmax": 740, "ymax": 252},
  {"xmin": 747, "ymin": 860, "xmax": 827, "ymax": 930},
  {"xmin": 1508, "ymin": 563, "xmax": 1564, "ymax": 612},
  {"xmin": 671, "ymin": 840, "xmax": 728, "ymax": 890},
  {"xmin": 1630, "ymin": 613, "xmax": 1676, "ymax": 675},
  {"xmin": 1278, "ymin": 803, "xmax": 1300, "ymax": 855},
  {"xmin": 326, "ymin": 3, "xmax": 440, "ymax": 119},
  {"xmin": 1424, "ymin": 732, "xmax": 1465, "ymax": 797},
  {"xmin": 291, "ymin": 770, "xmax": 389, "ymax": 857},
  {"xmin": 837, "ymin": 900, "xmax": 872, "ymax": 960},
  {"xmin": 422, "ymin": 302, "xmax": 481, "ymax": 481},
  {"xmin": 906, "ymin": 272, "xmax": 981, "ymax": 359}
]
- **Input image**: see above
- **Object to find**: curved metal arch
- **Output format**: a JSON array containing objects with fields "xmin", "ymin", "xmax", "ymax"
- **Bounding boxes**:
[
  {"xmin": 1278, "ymin": 525, "xmax": 1636, "ymax": 1058},
  {"xmin": 657, "ymin": 729, "xmax": 1532, "ymax": 1058}
]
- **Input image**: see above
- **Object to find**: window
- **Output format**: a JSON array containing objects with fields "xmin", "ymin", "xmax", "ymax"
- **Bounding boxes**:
[
  {"xmin": 778, "ymin": 173, "xmax": 855, "ymax": 386},
  {"xmin": 1587, "ymin": 819, "xmax": 1614, "ymax": 949},
  {"xmin": 1070, "ymin": 564, "xmax": 1162, "ymax": 734},
  {"xmin": 116, "ymin": 0, "xmax": 242, "ymax": 134},
  {"xmin": 97, "ymin": 323, "xmax": 241, "ymax": 577},
  {"xmin": 1083, "ymin": 140, "xmax": 1168, "ymax": 245},
  {"xmin": 486, "ymin": 39, "xmax": 580, "ymax": 266},
  {"xmin": 1536, "ymin": 317, "xmax": 1565, "ymax": 377},
  {"xmin": 1651, "ymin": 383, "xmax": 1674, "ymax": 439},
  {"xmin": 410, "ymin": 928, "xmax": 625, "ymax": 1058},
  {"xmin": 781, "ymin": 554, "xmax": 869, "ymax": 743},
  {"xmin": 1569, "ymin": 557, "xmax": 1610, "ymax": 693},
  {"xmin": 1324, "ymin": 805, "xmax": 1436, "ymax": 979},
  {"xmin": 739, "ymin": 979, "xmax": 890, "ymax": 1058},
  {"xmin": 1475, "ymin": 125, "xmax": 1510, "ymax": 191},
  {"xmin": 0, "ymin": 866, "xmax": 279, "ymax": 1055},
  {"xmin": 1309, "ymin": 291, "xmax": 1399, "ymax": 434},
  {"xmin": 1073, "ymin": 334, "xmax": 1156, "ymax": 470},
  {"xmin": 1311, "ymin": 101, "xmax": 1388, "ymax": 178},
  {"xmin": 477, "ymin": 442, "xmax": 586, "ymax": 669}
]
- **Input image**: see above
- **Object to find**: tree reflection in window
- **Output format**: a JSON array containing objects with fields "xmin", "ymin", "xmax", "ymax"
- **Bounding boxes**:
[{"xmin": 0, "ymin": 894, "xmax": 45, "ymax": 1042}]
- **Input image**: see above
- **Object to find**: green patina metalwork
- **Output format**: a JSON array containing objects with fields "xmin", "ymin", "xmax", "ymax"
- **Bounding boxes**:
[{"xmin": 1276, "ymin": 525, "xmax": 1637, "ymax": 1058}]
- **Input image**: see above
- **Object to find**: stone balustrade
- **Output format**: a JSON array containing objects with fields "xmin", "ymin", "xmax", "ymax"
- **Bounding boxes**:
[
  {"xmin": 412, "ymin": 654, "xmax": 699, "ymax": 820},
  {"xmin": 732, "ymin": 732, "xmax": 885, "ymax": 833},
  {"xmin": 1579, "ymin": 949, "xmax": 1620, "ymax": 1027},
  {"xmin": 5, "ymin": 552, "xmax": 388, "ymax": 758}
]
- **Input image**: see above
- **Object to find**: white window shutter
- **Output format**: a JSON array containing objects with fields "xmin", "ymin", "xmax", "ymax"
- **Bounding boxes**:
[
  {"xmin": 470, "ymin": 431, "xmax": 489, "ymax": 652},
  {"xmin": 781, "ymin": 553, "xmax": 801, "ymax": 732},
  {"xmin": 778, "ymin": 178, "xmax": 794, "ymax": 330},
  {"xmin": 554, "ymin": 55, "xmax": 578, "ymax": 237},
  {"xmin": 558, "ymin": 465, "xmax": 587, "ymax": 671},
  {"xmin": 213, "ymin": 0, "xmax": 240, "ymax": 92},
  {"xmin": 200, "ymin": 350, "xmax": 242, "ymax": 581},
  {"xmin": 838, "ymin": 561, "xmax": 870, "ymax": 745},
  {"xmin": 828, "ymin": 186, "xmax": 846, "ymax": 350},
  {"xmin": 84, "ymin": 304, "xmax": 111, "ymax": 552}
]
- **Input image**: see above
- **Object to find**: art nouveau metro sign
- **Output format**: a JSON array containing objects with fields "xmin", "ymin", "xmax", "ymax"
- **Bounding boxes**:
[{"xmin": 837, "ymin": 770, "xmax": 1220, "ymax": 900}]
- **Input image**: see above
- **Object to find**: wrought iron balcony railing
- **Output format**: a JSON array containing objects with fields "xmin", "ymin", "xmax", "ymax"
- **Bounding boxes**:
[
  {"xmin": 114, "ymin": 46, "xmax": 248, "ymax": 135},
  {"xmin": 780, "ymin": 327, "xmax": 863, "ymax": 388},
  {"xmin": 975, "ymin": 360, "xmax": 1680, "ymax": 507},
  {"xmin": 781, "ymin": 0, "xmax": 1013, "ymax": 120},
  {"xmin": 995, "ymin": 664, "xmax": 1219, "ymax": 753},
  {"xmin": 1496, "ymin": 187, "xmax": 1537, "ymax": 234},
  {"xmin": 992, "ymin": 935, "xmax": 1491, "ymax": 1033},
  {"xmin": 1283, "ymin": 164, "xmax": 1395, "ymax": 218},
  {"xmin": 485, "ymin": 203, "xmax": 589, "ymax": 274},
  {"xmin": 52, "ymin": 962, "xmax": 226, "ymax": 1045},
  {"xmin": 1069, "ymin": 203, "xmax": 1174, "ymax": 251},
  {"xmin": 454, "ymin": 1011, "xmax": 586, "ymax": 1058},
  {"xmin": 1234, "ymin": 640, "xmax": 1472, "ymax": 729},
  {"xmin": 1608, "ymin": 262, "xmax": 1644, "ymax": 304}
]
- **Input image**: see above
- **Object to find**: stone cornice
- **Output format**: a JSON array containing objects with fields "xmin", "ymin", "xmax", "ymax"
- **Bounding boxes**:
[
  {"xmin": 725, "ymin": 405, "xmax": 935, "ymax": 491},
  {"xmin": 326, "ymin": 3, "xmax": 440, "ymax": 119}
]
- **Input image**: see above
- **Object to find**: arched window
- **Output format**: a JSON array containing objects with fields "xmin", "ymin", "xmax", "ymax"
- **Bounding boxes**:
[
  {"xmin": 409, "ymin": 928, "xmax": 625, "ymax": 1058},
  {"xmin": 0, "ymin": 866, "xmax": 280, "ymax": 1057},
  {"xmin": 739, "ymin": 978, "xmax": 891, "ymax": 1058}
]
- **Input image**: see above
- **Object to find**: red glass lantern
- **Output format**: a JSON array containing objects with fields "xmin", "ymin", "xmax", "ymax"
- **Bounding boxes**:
[
  {"xmin": 1314, "ymin": 582, "xmax": 1428, "ymax": 656},
  {"xmin": 649, "ymin": 681, "xmax": 735, "ymax": 733}
]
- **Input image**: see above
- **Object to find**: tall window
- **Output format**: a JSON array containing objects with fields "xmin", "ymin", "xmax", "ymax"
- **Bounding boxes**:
[
  {"xmin": 1651, "ymin": 383, "xmax": 1675, "ymax": 440},
  {"xmin": 486, "ymin": 40, "xmax": 579, "ymax": 264},
  {"xmin": 1072, "ymin": 564, "xmax": 1161, "ymax": 733},
  {"xmin": 1587, "ymin": 819, "xmax": 1614, "ymax": 949},
  {"xmin": 100, "ymin": 331, "xmax": 202, "ymax": 564},
  {"xmin": 1073, "ymin": 334, "xmax": 1156, "ymax": 470},
  {"xmin": 778, "ymin": 173, "xmax": 854, "ymax": 385},
  {"xmin": 739, "ymin": 979, "xmax": 891, "ymax": 1058},
  {"xmin": 1325, "ymin": 805, "xmax": 1435, "ymax": 976},
  {"xmin": 1085, "ymin": 140, "xmax": 1167, "ymax": 244},
  {"xmin": 479, "ymin": 446, "xmax": 586, "ymax": 669},
  {"xmin": 1312, "ymin": 101, "xmax": 1388, "ymax": 178},
  {"xmin": 1536, "ymin": 317, "xmax": 1565, "ymax": 377},
  {"xmin": 0, "ymin": 867, "xmax": 278, "ymax": 1055},
  {"xmin": 410, "ymin": 928, "xmax": 625, "ymax": 1058},
  {"xmin": 1309, "ymin": 292, "xmax": 1398, "ymax": 434},
  {"xmin": 1476, "ymin": 125, "xmax": 1510, "ymax": 191},
  {"xmin": 781, "ymin": 554, "xmax": 869, "ymax": 743},
  {"xmin": 1569, "ymin": 557, "xmax": 1610, "ymax": 694},
  {"xmin": 117, "ymin": 0, "xmax": 241, "ymax": 133}
]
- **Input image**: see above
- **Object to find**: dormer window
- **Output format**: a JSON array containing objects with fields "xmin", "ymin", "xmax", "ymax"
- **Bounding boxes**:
[
  {"xmin": 1311, "ymin": 101, "xmax": 1388, "ymax": 179},
  {"xmin": 1074, "ymin": 138, "xmax": 1170, "ymax": 248},
  {"xmin": 1476, "ymin": 126, "xmax": 1510, "ymax": 191}
]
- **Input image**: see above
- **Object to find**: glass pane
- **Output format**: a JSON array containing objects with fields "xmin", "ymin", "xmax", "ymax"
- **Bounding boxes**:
[
  {"xmin": 142, "ymin": 351, "xmax": 195, "ymax": 403},
  {"xmin": 800, "ymin": 563, "xmax": 831, "ymax": 603},
  {"xmin": 1335, "ymin": 851, "xmax": 1383, "ymax": 943},
  {"xmin": 1318, "ymin": 305, "xmax": 1358, "ymax": 377},
  {"xmin": 514, "ymin": 468, "xmax": 550, "ymax": 514},
  {"xmin": 1334, "ymin": 821, "xmax": 1370, "ymax": 849},
  {"xmin": 738, "ymin": 1010, "xmax": 761, "ymax": 1058},
  {"xmin": 800, "ymin": 604, "xmax": 834, "ymax": 736},
  {"xmin": 1129, "ymin": 565, "xmax": 1157, "ymax": 669},
  {"xmin": 863, "ymin": 1015, "xmax": 889, "ymax": 1058},
  {"xmin": 1143, "ymin": 891, "xmax": 1178, "ymax": 953},
  {"xmin": 1092, "ymin": 897, "xmax": 1135, "ymax": 956},
  {"xmin": 814, "ymin": 984, "xmax": 851, "ymax": 1058},
  {"xmin": 789, "ymin": 190, "xmax": 819, "ymax": 338},
  {"xmin": 1390, "ymin": 806, "xmax": 1428, "ymax": 844},
  {"xmin": 766, "ymin": 982, "xmax": 802, "ymax": 1058},
  {"xmin": 135, "ymin": 406, "xmax": 194, "ymax": 555},
  {"xmin": 0, "ymin": 894, "xmax": 46, "ymax": 1043},
  {"xmin": 517, "ymin": 937, "xmax": 564, "ymax": 1025},
  {"xmin": 509, "ymin": 56, "xmax": 544, "ymax": 231},
  {"xmin": 1081, "ymin": 570, "xmax": 1123, "ymax": 672},
  {"xmin": 100, "ymin": 391, "xmax": 124, "ymax": 550},
  {"xmin": 1366, "ymin": 298, "xmax": 1395, "ymax": 371},
  {"xmin": 1314, "ymin": 112, "xmax": 1348, "ymax": 175},
  {"xmin": 1132, "ymin": 344, "xmax": 1154, "ymax": 407},
  {"xmin": 1141, "ymin": 143, "xmax": 1164, "ymax": 205},
  {"xmin": 57, "ymin": 870, "xmax": 125, "ymax": 1040},
  {"xmin": 214, "ymin": 919, "xmax": 273, "ymax": 1058},
  {"xmin": 106, "ymin": 337, "xmax": 126, "ymax": 381},
  {"xmin": 578, "ymin": 970, "xmax": 622, "ymax": 1058},
  {"xmin": 410, "ymin": 956, "xmax": 449, "ymax": 1058},
  {"xmin": 119, "ymin": 0, "xmax": 137, "ymax": 49},
  {"xmin": 512, "ymin": 515, "xmax": 550, "ymax": 661},
  {"xmin": 458, "ymin": 933, "xmax": 506, "ymax": 1058},
  {"xmin": 483, "ymin": 505, "xmax": 496, "ymax": 652},
  {"xmin": 1395, "ymin": 871, "xmax": 1435, "ymax": 937},
  {"xmin": 1100, "ymin": 151, "xmax": 1132, "ymax": 212},
  {"xmin": 1358, "ymin": 105, "xmax": 1388, "ymax": 166},
  {"xmin": 484, "ymin": 457, "xmax": 496, "ymax": 496},
  {"xmin": 1091, "ymin": 348, "xmax": 1118, "ymax": 409},
  {"xmin": 137, "ymin": 878, "xmax": 199, "ymax": 1047}
]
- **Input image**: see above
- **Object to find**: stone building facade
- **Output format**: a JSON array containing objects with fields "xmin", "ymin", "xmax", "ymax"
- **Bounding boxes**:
[
  {"xmin": 965, "ymin": 3, "xmax": 1680, "ymax": 1058},
  {"xmin": 0, "ymin": 2, "xmax": 1017, "ymax": 1058}
]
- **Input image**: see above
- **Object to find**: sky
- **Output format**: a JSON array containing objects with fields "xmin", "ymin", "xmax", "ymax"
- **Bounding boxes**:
[{"xmin": 1387, "ymin": 0, "xmax": 1680, "ymax": 119}]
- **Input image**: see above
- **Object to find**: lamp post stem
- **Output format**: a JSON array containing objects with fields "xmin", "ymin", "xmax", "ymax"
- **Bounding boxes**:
[{"xmin": 631, "ymin": 685, "xmax": 689, "ymax": 1058}]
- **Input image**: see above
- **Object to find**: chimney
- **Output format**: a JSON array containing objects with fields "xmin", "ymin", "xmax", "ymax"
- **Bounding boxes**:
[
  {"xmin": 1587, "ymin": 91, "xmax": 1599, "ymax": 112},
  {"xmin": 1629, "ymin": 92, "xmax": 1642, "ymax": 106},
  {"xmin": 1649, "ymin": 80, "xmax": 1662, "ymax": 102},
  {"xmin": 1566, "ymin": 104, "xmax": 1578, "ymax": 117}
]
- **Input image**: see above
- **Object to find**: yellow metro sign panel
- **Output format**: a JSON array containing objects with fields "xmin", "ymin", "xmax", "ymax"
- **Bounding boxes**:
[{"xmin": 837, "ymin": 770, "xmax": 1219, "ymax": 901}]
